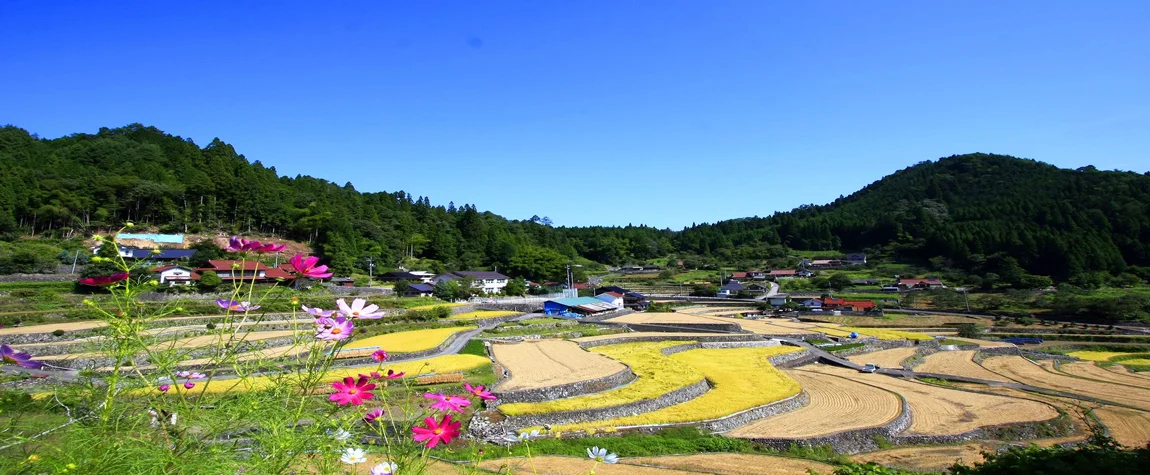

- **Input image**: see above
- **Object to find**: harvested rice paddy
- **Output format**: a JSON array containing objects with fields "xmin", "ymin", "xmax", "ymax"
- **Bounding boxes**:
[
  {"xmin": 847, "ymin": 347, "xmax": 917, "ymax": 368},
  {"xmin": 980, "ymin": 355, "xmax": 1150, "ymax": 410},
  {"xmin": 497, "ymin": 341, "xmax": 704, "ymax": 416},
  {"xmin": 341, "ymin": 326, "xmax": 476, "ymax": 353},
  {"xmin": 1093, "ymin": 407, "xmax": 1150, "ymax": 447},
  {"xmin": 492, "ymin": 339, "xmax": 627, "ymax": 391},
  {"xmin": 622, "ymin": 453, "xmax": 835, "ymax": 475},
  {"xmin": 809, "ymin": 365, "xmax": 1059, "ymax": 435},
  {"xmin": 1055, "ymin": 361, "xmax": 1150, "ymax": 387},
  {"xmin": 916, "ymin": 350, "xmax": 1013, "ymax": 382},
  {"xmin": 727, "ymin": 367, "xmax": 902, "ymax": 438},
  {"xmin": 479, "ymin": 456, "xmax": 697, "ymax": 475},
  {"xmin": 853, "ymin": 444, "xmax": 989, "ymax": 472},
  {"xmin": 445, "ymin": 310, "xmax": 519, "ymax": 321},
  {"xmin": 571, "ymin": 332, "xmax": 741, "ymax": 344},
  {"xmin": 545, "ymin": 346, "xmax": 802, "ymax": 432}
]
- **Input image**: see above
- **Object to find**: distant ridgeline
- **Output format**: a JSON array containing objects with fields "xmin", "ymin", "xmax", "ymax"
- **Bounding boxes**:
[{"xmin": 1, "ymin": 124, "xmax": 1147, "ymax": 282}]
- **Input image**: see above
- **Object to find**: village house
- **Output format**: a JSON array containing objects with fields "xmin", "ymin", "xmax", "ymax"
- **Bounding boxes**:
[
  {"xmin": 432, "ymin": 271, "xmax": 510, "ymax": 294},
  {"xmin": 717, "ymin": 282, "xmax": 745, "ymax": 297},
  {"xmin": 728, "ymin": 272, "xmax": 748, "ymax": 282},
  {"xmin": 594, "ymin": 291, "xmax": 625, "ymax": 309},
  {"xmin": 748, "ymin": 270, "xmax": 767, "ymax": 280},
  {"xmin": 403, "ymin": 283, "xmax": 435, "ymax": 297},
  {"xmin": 770, "ymin": 269, "xmax": 799, "ymax": 280},
  {"xmin": 897, "ymin": 277, "xmax": 946, "ymax": 290},
  {"xmin": 746, "ymin": 283, "xmax": 768, "ymax": 293},
  {"xmin": 845, "ymin": 253, "xmax": 867, "ymax": 265},
  {"xmin": 152, "ymin": 265, "xmax": 200, "ymax": 286},
  {"xmin": 842, "ymin": 300, "xmax": 878, "ymax": 312},
  {"xmin": 195, "ymin": 260, "xmax": 295, "ymax": 283}
]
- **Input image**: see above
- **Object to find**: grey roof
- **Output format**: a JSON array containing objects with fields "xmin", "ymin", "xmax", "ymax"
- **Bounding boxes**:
[
  {"xmin": 450, "ymin": 271, "xmax": 509, "ymax": 280},
  {"xmin": 408, "ymin": 283, "xmax": 435, "ymax": 292},
  {"xmin": 721, "ymin": 282, "xmax": 745, "ymax": 291}
]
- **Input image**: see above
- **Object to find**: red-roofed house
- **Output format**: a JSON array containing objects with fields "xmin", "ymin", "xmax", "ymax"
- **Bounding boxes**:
[
  {"xmin": 842, "ymin": 300, "xmax": 877, "ymax": 311},
  {"xmin": 197, "ymin": 260, "xmax": 272, "ymax": 282},
  {"xmin": 152, "ymin": 265, "xmax": 200, "ymax": 286},
  {"xmin": 769, "ymin": 270, "xmax": 798, "ymax": 279},
  {"xmin": 729, "ymin": 272, "xmax": 749, "ymax": 281},
  {"xmin": 897, "ymin": 278, "xmax": 945, "ymax": 290},
  {"xmin": 821, "ymin": 297, "xmax": 847, "ymax": 309}
]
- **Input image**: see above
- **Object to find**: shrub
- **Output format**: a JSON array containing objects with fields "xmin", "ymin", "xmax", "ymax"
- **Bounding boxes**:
[
  {"xmin": 51, "ymin": 329, "xmax": 66, "ymax": 337},
  {"xmin": 206, "ymin": 322, "xmax": 216, "ymax": 330}
]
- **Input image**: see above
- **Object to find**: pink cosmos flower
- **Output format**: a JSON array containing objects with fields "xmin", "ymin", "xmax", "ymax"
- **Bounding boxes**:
[
  {"xmin": 330, "ymin": 376, "xmax": 376, "ymax": 406},
  {"xmin": 78, "ymin": 273, "xmax": 130, "ymax": 287},
  {"xmin": 289, "ymin": 254, "xmax": 333, "ymax": 279},
  {"xmin": 315, "ymin": 317, "xmax": 354, "ymax": 341},
  {"xmin": 158, "ymin": 384, "xmax": 170, "ymax": 393},
  {"xmin": 423, "ymin": 393, "xmax": 471, "ymax": 413},
  {"xmin": 412, "ymin": 415, "xmax": 461, "ymax": 448},
  {"xmin": 385, "ymin": 369, "xmax": 405, "ymax": 379},
  {"xmin": 256, "ymin": 242, "xmax": 286, "ymax": 253},
  {"xmin": 225, "ymin": 236, "xmax": 262, "ymax": 253},
  {"xmin": 301, "ymin": 305, "xmax": 335, "ymax": 318},
  {"xmin": 337, "ymin": 298, "xmax": 384, "ymax": 319},
  {"xmin": 363, "ymin": 408, "xmax": 385, "ymax": 423},
  {"xmin": 183, "ymin": 382, "xmax": 195, "ymax": 389},
  {"xmin": 216, "ymin": 299, "xmax": 260, "ymax": 312},
  {"xmin": 1, "ymin": 344, "xmax": 43, "ymax": 369},
  {"xmin": 463, "ymin": 382, "xmax": 497, "ymax": 401},
  {"xmin": 371, "ymin": 350, "xmax": 388, "ymax": 362}
]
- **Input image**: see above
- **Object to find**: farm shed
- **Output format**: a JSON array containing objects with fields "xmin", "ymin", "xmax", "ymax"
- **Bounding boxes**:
[
  {"xmin": 543, "ymin": 297, "xmax": 617, "ymax": 316},
  {"xmin": 594, "ymin": 292, "xmax": 624, "ymax": 309}
]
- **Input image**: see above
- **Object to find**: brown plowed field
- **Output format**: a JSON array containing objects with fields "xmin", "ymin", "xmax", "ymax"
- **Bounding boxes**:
[
  {"xmin": 848, "ymin": 347, "xmax": 917, "ymax": 368},
  {"xmin": 726, "ymin": 368, "xmax": 902, "ymax": 438},
  {"xmin": 853, "ymin": 443, "xmax": 989, "ymax": 472},
  {"xmin": 980, "ymin": 356, "xmax": 1150, "ymax": 411},
  {"xmin": 810, "ymin": 365, "xmax": 1059, "ymax": 435},
  {"xmin": 492, "ymin": 340, "xmax": 628, "ymax": 391},
  {"xmin": 917, "ymin": 351, "xmax": 1013, "ymax": 382},
  {"xmin": 624, "ymin": 454, "xmax": 834, "ymax": 475},
  {"xmin": 1094, "ymin": 407, "xmax": 1150, "ymax": 447},
  {"xmin": 1057, "ymin": 362, "xmax": 1150, "ymax": 388}
]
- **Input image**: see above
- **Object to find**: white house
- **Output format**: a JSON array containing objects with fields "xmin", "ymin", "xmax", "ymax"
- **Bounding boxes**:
[
  {"xmin": 594, "ymin": 292, "xmax": 624, "ymax": 309},
  {"xmin": 153, "ymin": 265, "xmax": 200, "ymax": 286},
  {"xmin": 433, "ymin": 271, "xmax": 510, "ymax": 294},
  {"xmin": 408, "ymin": 271, "xmax": 435, "ymax": 284}
]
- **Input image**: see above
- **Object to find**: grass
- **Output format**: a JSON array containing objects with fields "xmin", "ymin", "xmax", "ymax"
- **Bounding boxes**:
[
  {"xmin": 481, "ymin": 323, "xmax": 622, "ymax": 338},
  {"xmin": 544, "ymin": 346, "xmax": 802, "ymax": 432},
  {"xmin": 498, "ymin": 341, "xmax": 704, "ymax": 416},
  {"xmin": 407, "ymin": 302, "xmax": 464, "ymax": 311},
  {"xmin": 824, "ymin": 343, "xmax": 866, "ymax": 353},
  {"xmin": 817, "ymin": 325, "xmax": 934, "ymax": 341},
  {"xmin": 458, "ymin": 339, "xmax": 487, "ymax": 357},
  {"xmin": 342, "ymin": 326, "xmax": 476, "ymax": 352},
  {"xmin": 444, "ymin": 310, "xmax": 519, "ymax": 321}
]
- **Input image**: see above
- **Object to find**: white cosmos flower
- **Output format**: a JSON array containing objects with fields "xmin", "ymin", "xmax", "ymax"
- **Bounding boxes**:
[
  {"xmin": 586, "ymin": 446, "xmax": 618, "ymax": 464},
  {"xmin": 328, "ymin": 428, "xmax": 352, "ymax": 441},
  {"xmin": 369, "ymin": 462, "xmax": 398, "ymax": 475},
  {"xmin": 341, "ymin": 447, "xmax": 367, "ymax": 464}
]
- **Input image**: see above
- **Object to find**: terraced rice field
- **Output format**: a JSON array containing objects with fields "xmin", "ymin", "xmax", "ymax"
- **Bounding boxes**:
[
  {"xmin": 727, "ymin": 367, "xmax": 902, "ymax": 438},
  {"xmin": 544, "ymin": 346, "xmax": 802, "ymax": 432},
  {"xmin": 809, "ymin": 365, "xmax": 1059, "ymax": 435},
  {"xmin": 1093, "ymin": 407, "xmax": 1150, "ymax": 447},
  {"xmin": 498, "ymin": 341, "xmax": 704, "ymax": 417},
  {"xmin": 492, "ymin": 340, "xmax": 627, "ymax": 391},
  {"xmin": 606, "ymin": 312, "xmax": 825, "ymax": 335},
  {"xmin": 408, "ymin": 303, "xmax": 465, "ymax": 311},
  {"xmin": 853, "ymin": 444, "xmax": 989, "ymax": 472},
  {"xmin": 848, "ymin": 347, "xmax": 917, "ymax": 368},
  {"xmin": 445, "ymin": 310, "xmax": 519, "ymax": 321},
  {"xmin": 1056, "ymin": 361, "xmax": 1150, "ymax": 387},
  {"xmin": 341, "ymin": 326, "xmax": 476, "ymax": 353},
  {"xmin": 941, "ymin": 337, "xmax": 1014, "ymax": 348},
  {"xmin": 622, "ymin": 454, "xmax": 835, "ymax": 475},
  {"xmin": 606, "ymin": 312, "xmax": 730, "ymax": 325},
  {"xmin": 916, "ymin": 350, "xmax": 1013, "ymax": 382},
  {"xmin": 1066, "ymin": 350, "xmax": 1130, "ymax": 362},
  {"xmin": 479, "ymin": 456, "xmax": 697, "ymax": 475},
  {"xmin": 829, "ymin": 326, "xmax": 935, "ymax": 341},
  {"xmin": 0, "ymin": 321, "xmax": 107, "ymax": 335},
  {"xmin": 193, "ymin": 353, "xmax": 491, "ymax": 393},
  {"xmin": 980, "ymin": 355, "xmax": 1150, "ymax": 410},
  {"xmin": 571, "ymin": 332, "xmax": 740, "ymax": 344},
  {"xmin": 817, "ymin": 314, "xmax": 986, "ymax": 327}
]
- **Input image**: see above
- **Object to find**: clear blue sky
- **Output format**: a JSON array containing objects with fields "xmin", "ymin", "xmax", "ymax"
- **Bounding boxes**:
[{"xmin": 2, "ymin": 1, "xmax": 1148, "ymax": 229}]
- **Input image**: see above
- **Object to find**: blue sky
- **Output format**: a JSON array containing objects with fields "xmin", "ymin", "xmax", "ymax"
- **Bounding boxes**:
[{"xmin": 2, "ymin": 1, "xmax": 1148, "ymax": 229}]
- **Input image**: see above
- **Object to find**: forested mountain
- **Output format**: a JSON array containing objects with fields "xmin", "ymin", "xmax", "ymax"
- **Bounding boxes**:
[
  {"xmin": 1, "ymin": 124, "xmax": 1148, "ymax": 284},
  {"xmin": 678, "ymin": 154, "xmax": 1150, "ymax": 284}
]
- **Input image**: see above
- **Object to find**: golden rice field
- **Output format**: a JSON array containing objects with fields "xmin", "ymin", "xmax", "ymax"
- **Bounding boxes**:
[
  {"xmin": 408, "ymin": 303, "xmax": 465, "ymax": 311},
  {"xmin": 445, "ymin": 310, "xmax": 519, "ymax": 321},
  {"xmin": 980, "ymin": 356, "xmax": 1150, "ymax": 411},
  {"xmin": 813, "ymin": 314, "xmax": 985, "ymax": 327},
  {"xmin": 1067, "ymin": 351, "xmax": 1131, "ymax": 362},
  {"xmin": 1117, "ymin": 358, "xmax": 1150, "ymax": 366},
  {"xmin": 497, "ymin": 341, "xmax": 704, "ymax": 417},
  {"xmin": 833, "ymin": 326, "xmax": 935, "ymax": 341},
  {"xmin": 341, "ymin": 326, "xmax": 476, "ymax": 353},
  {"xmin": 190, "ymin": 354, "xmax": 491, "ymax": 393},
  {"xmin": 726, "ymin": 367, "xmax": 902, "ymax": 438},
  {"xmin": 492, "ymin": 339, "xmax": 628, "ymax": 391},
  {"xmin": 622, "ymin": 453, "xmax": 835, "ymax": 475},
  {"xmin": 0, "ymin": 320, "xmax": 108, "ymax": 335},
  {"xmin": 1093, "ymin": 407, "xmax": 1150, "ymax": 447},
  {"xmin": 916, "ymin": 350, "xmax": 1013, "ymax": 382},
  {"xmin": 544, "ymin": 346, "xmax": 802, "ymax": 432},
  {"xmin": 810, "ymin": 365, "xmax": 1059, "ymax": 435},
  {"xmin": 847, "ymin": 347, "xmax": 918, "ymax": 368},
  {"xmin": 604, "ymin": 312, "xmax": 826, "ymax": 335},
  {"xmin": 571, "ymin": 332, "xmax": 741, "ymax": 344}
]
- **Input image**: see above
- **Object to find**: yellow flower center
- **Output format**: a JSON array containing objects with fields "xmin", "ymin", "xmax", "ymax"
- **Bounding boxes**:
[
  {"xmin": 433, "ymin": 428, "xmax": 443, "ymax": 435},
  {"xmin": 352, "ymin": 311, "xmax": 360, "ymax": 316},
  {"xmin": 348, "ymin": 389, "xmax": 358, "ymax": 394},
  {"xmin": 331, "ymin": 328, "xmax": 342, "ymax": 334}
]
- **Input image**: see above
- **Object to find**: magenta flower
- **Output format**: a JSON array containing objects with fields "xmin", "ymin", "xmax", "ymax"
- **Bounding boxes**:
[
  {"xmin": 315, "ymin": 317, "xmax": 354, "ymax": 341},
  {"xmin": 359, "ymin": 372, "xmax": 381, "ymax": 380},
  {"xmin": 78, "ymin": 273, "xmax": 130, "ymax": 287},
  {"xmin": 412, "ymin": 414, "xmax": 461, "ymax": 448},
  {"xmin": 225, "ymin": 236, "xmax": 262, "ymax": 252},
  {"xmin": 330, "ymin": 376, "xmax": 376, "ymax": 406},
  {"xmin": 183, "ymin": 382, "xmax": 195, "ymax": 389},
  {"xmin": 158, "ymin": 384, "xmax": 170, "ymax": 393},
  {"xmin": 337, "ymin": 298, "xmax": 384, "ymax": 319},
  {"xmin": 371, "ymin": 349, "xmax": 388, "ymax": 362},
  {"xmin": 256, "ymin": 242, "xmax": 286, "ymax": 253},
  {"xmin": 289, "ymin": 254, "xmax": 333, "ymax": 279},
  {"xmin": 177, "ymin": 371, "xmax": 206, "ymax": 380},
  {"xmin": 216, "ymin": 299, "xmax": 260, "ymax": 312},
  {"xmin": 424, "ymin": 393, "xmax": 471, "ymax": 413},
  {"xmin": 464, "ymin": 382, "xmax": 497, "ymax": 401},
  {"xmin": 363, "ymin": 408, "xmax": 385, "ymax": 423},
  {"xmin": 301, "ymin": 305, "xmax": 335, "ymax": 318},
  {"xmin": 385, "ymin": 369, "xmax": 405, "ymax": 379},
  {"xmin": 0, "ymin": 345, "xmax": 43, "ymax": 369}
]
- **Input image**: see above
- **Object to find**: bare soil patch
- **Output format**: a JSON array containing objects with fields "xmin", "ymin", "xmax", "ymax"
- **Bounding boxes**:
[{"xmin": 492, "ymin": 339, "xmax": 627, "ymax": 391}]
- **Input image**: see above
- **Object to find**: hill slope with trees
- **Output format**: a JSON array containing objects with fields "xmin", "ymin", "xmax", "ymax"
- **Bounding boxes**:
[{"xmin": 2, "ymin": 125, "xmax": 1148, "ymax": 285}]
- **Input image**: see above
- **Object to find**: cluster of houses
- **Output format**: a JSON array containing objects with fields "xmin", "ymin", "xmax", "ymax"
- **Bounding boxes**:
[
  {"xmin": 153, "ymin": 260, "xmax": 301, "ymax": 286},
  {"xmin": 799, "ymin": 297, "xmax": 878, "ymax": 312},
  {"xmin": 543, "ymin": 285, "xmax": 650, "ymax": 316}
]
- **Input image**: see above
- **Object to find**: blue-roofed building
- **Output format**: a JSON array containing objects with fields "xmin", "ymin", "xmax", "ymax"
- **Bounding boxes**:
[
  {"xmin": 404, "ymin": 283, "xmax": 435, "ymax": 297},
  {"xmin": 543, "ymin": 297, "xmax": 617, "ymax": 316},
  {"xmin": 717, "ymin": 282, "xmax": 744, "ymax": 297}
]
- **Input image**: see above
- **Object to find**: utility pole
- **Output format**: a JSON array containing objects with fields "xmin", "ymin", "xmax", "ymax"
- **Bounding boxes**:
[
  {"xmin": 366, "ymin": 257, "xmax": 375, "ymax": 287},
  {"xmin": 70, "ymin": 250, "xmax": 80, "ymax": 274},
  {"xmin": 961, "ymin": 288, "xmax": 970, "ymax": 312}
]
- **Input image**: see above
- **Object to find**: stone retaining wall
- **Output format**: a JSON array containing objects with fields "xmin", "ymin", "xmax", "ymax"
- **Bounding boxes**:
[
  {"xmin": 475, "ymin": 303, "xmax": 540, "ymax": 313},
  {"xmin": 1019, "ymin": 350, "xmax": 1079, "ymax": 361},
  {"xmin": 976, "ymin": 346, "xmax": 1022, "ymax": 357},
  {"xmin": 892, "ymin": 412, "xmax": 1073, "ymax": 447},
  {"xmin": 617, "ymin": 322, "xmax": 745, "ymax": 333},
  {"xmin": 698, "ymin": 340, "xmax": 781, "ymax": 350}
]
